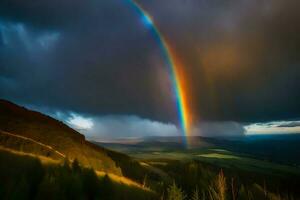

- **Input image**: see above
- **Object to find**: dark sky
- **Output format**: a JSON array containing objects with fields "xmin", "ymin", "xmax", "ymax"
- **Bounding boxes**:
[{"xmin": 0, "ymin": 0, "xmax": 300, "ymax": 128}]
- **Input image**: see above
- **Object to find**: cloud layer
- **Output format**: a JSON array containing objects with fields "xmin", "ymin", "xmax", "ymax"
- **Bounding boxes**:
[
  {"xmin": 82, "ymin": 115, "xmax": 180, "ymax": 139},
  {"xmin": 65, "ymin": 113, "xmax": 246, "ymax": 139},
  {"xmin": 0, "ymin": 0, "xmax": 299, "ymax": 127},
  {"xmin": 246, "ymin": 120, "xmax": 300, "ymax": 135}
]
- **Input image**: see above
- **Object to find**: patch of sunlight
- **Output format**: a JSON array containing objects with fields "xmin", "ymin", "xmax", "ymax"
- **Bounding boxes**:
[
  {"xmin": 147, "ymin": 161, "xmax": 168, "ymax": 166},
  {"xmin": 152, "ymin": 152, "xmax": 161, "ymax": 155},
  {"xmin": 197, "ymin": 153, "xmax": 240, "ymax": 159},
  {"xmin": 95, "ymin": 171, "xmax": 152, "ymax": 192},
  {"xmin": 0, "ymin": 130, "xmax": 65, "ymax": 158},
  {"xmin": 211, "ymin": 149, "xmax": 230, "ymax": 153},
  {"xmin": 0, "ymin": 146, "xmax": 61, "ymax": 165}
]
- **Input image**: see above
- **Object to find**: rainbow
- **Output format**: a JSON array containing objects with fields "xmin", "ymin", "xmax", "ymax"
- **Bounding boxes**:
[{"xmin": 128, "ymin": 0, "xmax": 193, "ymax": 146}]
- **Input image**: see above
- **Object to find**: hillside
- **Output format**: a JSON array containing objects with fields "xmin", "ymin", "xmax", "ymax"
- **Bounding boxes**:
[
  {"xmin": 0, "ymin": 99, "xmax": 121, "ymax": 174},
  {"xmin": 0, "ymin": 148, "xmax": 156, "ymax": 200}
]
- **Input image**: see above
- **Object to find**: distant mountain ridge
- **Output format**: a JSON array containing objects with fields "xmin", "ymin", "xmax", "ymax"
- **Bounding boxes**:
[{"xmin": 0, "ymin": 99, "xmax": 121, "ymax": 175}]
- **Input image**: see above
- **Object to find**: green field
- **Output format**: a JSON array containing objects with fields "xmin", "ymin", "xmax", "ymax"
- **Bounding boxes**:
[{"xmin": 115, "ymin": 147, "xmax": 300, "ymax": 177}]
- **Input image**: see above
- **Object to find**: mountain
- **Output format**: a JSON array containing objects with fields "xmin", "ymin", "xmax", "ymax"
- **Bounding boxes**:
[{"xmin": 0, "ymin": 99, "xmax": 122, "ymax": 174}]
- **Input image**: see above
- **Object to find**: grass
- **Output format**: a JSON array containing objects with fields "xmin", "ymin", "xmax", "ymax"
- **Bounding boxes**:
[
  {"xmin": 0, "ymin": 100, "xmax": 122, "ymax": 174},
  {"xmin": 195, "ymin": 151, "xmax": 300, "ymax": 176},
  {"xmin": 0, "ymin": 145, "xmax": 149, "ymax": 191},
  {"xmin": 0, "ymin": 130, "xmax": 65, "ymax": 160},
  {"xmin": 0, "ymin": 148, "xmax": 157, "ymax": 200},
  {"xmin": 197, "ymin": 153, "xmax": 240, "ymax": 159},
  {"xmin": 1, "ymin": 142, "xmax": 299, "ymax": 199},
  {"xmin": 95, "ymin": 171, "xmax": 151, "ymax": 190},
  {"xmin": 0, "ymin": 146, "xmax": 60, "ymax": 166}
]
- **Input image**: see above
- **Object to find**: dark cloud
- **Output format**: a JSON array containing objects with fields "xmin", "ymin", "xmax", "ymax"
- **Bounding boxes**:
[
  {"xmin": 139, "ymin": 0, "xmax": 300, "ymax": 122},
  {"xmin": 0, "ymin": 0, "xmax": 110, "ymax": 29},
  {"xmin": 277, "ymin": 121, "xmax": 300, "ymax": 128},
  {"xmin": 0, "ymin": 0, "xmax": 177, "ymax": 122},
  {"xmin": 0, "ymin": 0, "xmax": 299, "ymax": 127}
]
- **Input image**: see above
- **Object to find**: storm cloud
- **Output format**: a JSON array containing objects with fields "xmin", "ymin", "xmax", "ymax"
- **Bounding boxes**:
[
  {"xmin": 0, "ymin": 0, "xmax": 177, "ymax": 122},
  {"xmin": 139, "ymin": 0, "xmax": 300, "ymax": 122},
  {"xmin": 0, "ymin": 0, "xmax": 300, "ymax": 131}
]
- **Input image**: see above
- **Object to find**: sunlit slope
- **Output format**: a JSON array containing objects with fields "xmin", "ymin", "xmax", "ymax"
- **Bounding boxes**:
[
  {"xmin": 0, "ymin": 147, "xmax": 149, "ymax": 190},
  {"xmin": 0, "ymin": 130, "xmax": 65, "ymax": 160},
  {"xmin": 0, "ymin": 148, "xmax": 156, "ymax": 200},
  {"xmin": 0, "ymin": 99, "xmax": 121, "ymax": 175}
]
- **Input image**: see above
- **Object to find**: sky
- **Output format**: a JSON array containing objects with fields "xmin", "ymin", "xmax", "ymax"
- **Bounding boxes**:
[{"xmin": 0, "ymin": 0, "xmax": 300, "ymax": 139}]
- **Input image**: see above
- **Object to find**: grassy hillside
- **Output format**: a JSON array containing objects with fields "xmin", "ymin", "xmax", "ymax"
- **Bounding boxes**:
[
  {"xmin": 0, "ymin": 99, "xmax": 121, "ymax": 174},
  {"xmin": 0, "ymin": 130, "xmax": 65, "ymax": 160},
  {"xmin": 0, "ymin": 148, "xmax": 156, "ymax": 200}
]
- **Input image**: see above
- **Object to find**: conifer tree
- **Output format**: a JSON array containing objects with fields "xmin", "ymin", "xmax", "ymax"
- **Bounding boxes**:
[{"xmin": 167, "ymin": 181, "xmax": 186, "ymax": 200}]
